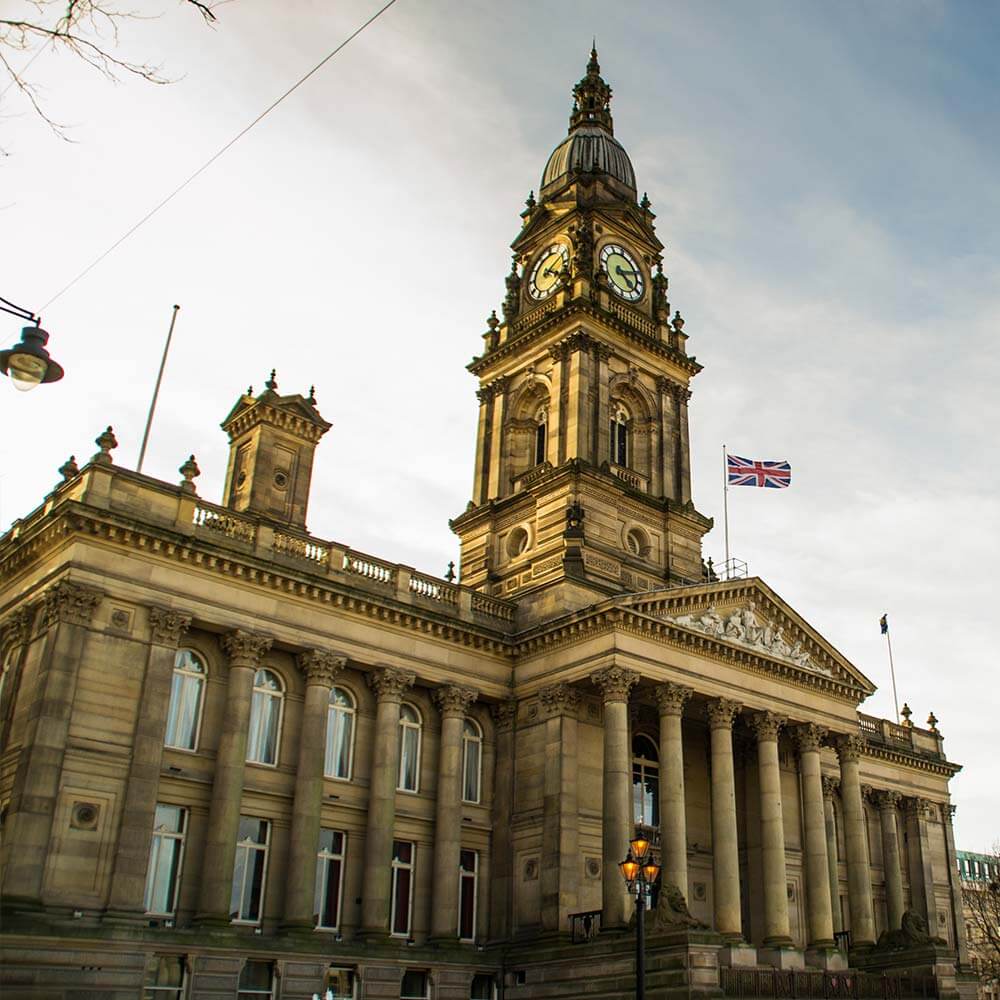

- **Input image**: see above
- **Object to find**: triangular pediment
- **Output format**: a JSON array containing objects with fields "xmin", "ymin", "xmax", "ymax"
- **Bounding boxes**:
[{"xmin": 614, "ymin": 576, "xmax": 876, "ymax": 699}]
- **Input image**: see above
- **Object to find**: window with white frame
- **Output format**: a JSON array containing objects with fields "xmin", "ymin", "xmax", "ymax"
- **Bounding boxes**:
[
  {"xmin": 401, "ymin": 969, "xmax": 430, "ymax": 1000},
  {"xmin": 247, "ymin": 668, "xmax": 283, "ymax": 765},
  {"xmin": 230, "ymin": 816, "xmax": 270, "ymax": 923},
  {"xmin": 610, "ymin": 403, "xmax": 629, "ymax": 467},
  {"xmin": 144, "ymin": 804, "xmax": 187, "ymax": 916},
  {"xmin": 391, "ymin": 840, "xmax": 415, "ymax": 937},
  {"xmin": 462, "ymin": 719, "xmax": 482, "ymax": 804},
  {"xmin": 398, "ymin": 703, "xmax": 422, "ymax": 792},
  {"xmin": 143, "ymin": 954, "xmax": 186, "ymax": 1000},
  {"xmin": 164, "ymin": 649, "xmax": 206, "ymax": 751},
  {"xmin": 325, "ymin": 687, "xmax": 355, "ymax": 780},
  {"xmin": 459, "ymin": 849, "xmax": 478, "ymax": 941},
  {"xmin": 314, "ymin": 828, "xmax": 346, "ymax": 930},
  {"xmin": 325, "ymin": 967, "xmax": 358, "ymax": 999},
  {"xmin": 631, "ymin": 733, "xmax": 659, "ymax": 827},
  {"xmin": 237, "ymin": 960, "xmax": 275, "ymax": 1000}
]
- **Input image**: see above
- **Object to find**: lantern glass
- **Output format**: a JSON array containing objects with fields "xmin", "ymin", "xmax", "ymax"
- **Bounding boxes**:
[
  {"xmin": 630, "ymin": 835, "xmax": 651, "ymax": 860},
  {"xmin": 619, "ymin": 856, "xmax": 640, "ymax": 883}
]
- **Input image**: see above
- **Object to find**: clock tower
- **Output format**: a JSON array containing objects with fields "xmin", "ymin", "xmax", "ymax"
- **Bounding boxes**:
[{"xmin": 451, "ymin": 50, "xmax": 712, "ymax": 620}]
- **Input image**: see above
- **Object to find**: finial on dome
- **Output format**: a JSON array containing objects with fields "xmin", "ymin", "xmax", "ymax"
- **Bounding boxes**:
[
  {"xmin": 265, "ymin": 369, "xmax": 278, "ymax": 391},
  {"xmin": 570, "ymin": 44, "xmax": 613, "ymax": 134}
]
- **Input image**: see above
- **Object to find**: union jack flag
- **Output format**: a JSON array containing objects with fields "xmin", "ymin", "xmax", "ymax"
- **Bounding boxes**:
[{"xmin": 727, "ymin": 454, "xmax": 792, "ymax": 489}]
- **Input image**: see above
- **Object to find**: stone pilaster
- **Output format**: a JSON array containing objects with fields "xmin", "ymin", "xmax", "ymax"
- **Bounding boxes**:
[
  {"xmin": 821, "ymin": 776, "xmax": 843, "ymax": 934},
  {"xmin": 707, "ymin": 697, "xmax": 743, "ymax": 939},
  {"xmin": 430, "ymin": 684, "xmax": 479, "ymax": 942},
  {"xmin": 488, "ymin": 700, "xmax": 517, "ymax": 942},
  {"xmin": 282, "ymin": 649, "xmax": 347, "ymax": 932},
  {"xmin": 904, "ymin": 796, "xmax": 939, "ymax": 936},
  {"xmin": 360, "ymin": 666, "xmax": 416, "ymax": 938},
  {"xmin": 750, "ymin": 711, "xmax": 793, "ymax": 947},
  {"xmin": 106, "ymin": 607, "xmax": 193, "ymax": 919},
  {"xmin": 835, "ymin": 735, "xmax": 876, "ymax": 948},
  {"xmin": 0, "ymin": 607, "xmax": 32, "ymax": 755},
  {"xmin": 872, "ymin": 789, "xmax": 904, "ymax": 933},
  {"xmin": 538, "ymin": 682, "xmax": 581, "ymax": 935},
  {"xmin": 590, "ymin": 665, "xmax": 639, "ymax": 930},
  {"xmin": 195, "ymin": 628, "xmax": 273, "ymax": 924},
  {"xmin": 1, "ymin": 580, "xmax": 102, "ymax": 909},
  {"xmin": 792, "ymin": 724, "xmax": 835, "ymax": 948},
  {"xmin": 941, "ymin": 804, "xmax": 970, "ymax": 966},
  {"xmin": 655, "ymin": 682, "xmax": 693, "ymax": 896}
]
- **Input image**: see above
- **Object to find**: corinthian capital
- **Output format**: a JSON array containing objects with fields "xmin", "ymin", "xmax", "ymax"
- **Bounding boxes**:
[
  {"xmin": 367, "ymin": 666, "xmax": 416, "ymax": 702},
  {"xmin": 41, "ymin": 580, "xmax": 103, "ymax": 629},
  {"xmin": 749, "ymin": 710, "xmax": 787, "ymax": 743},
  {"xmin": 590, "ymin": 666, "xmax": 639, "ymax": 703},
  {"xmin": 539, "ymin": 681, "xmax": 580, "ymax": 717},
  {"xmin": 220, "ymin": 629, "xmax": 273, "ymax": 669},
  {"xmin": 0, "ymin": 607, "xmax": 32, "ymax": 654},
  {"xmin": 148, "ymin": 607, "xmax": 193, "ymax": 648},
  {"xmin": 706, "ymin": 697, "xmax": 742, "ymax": 730},
  {"xmin": 791, "ymin": 722, "xmax": 827, "ymax": 755},
  {"xmin": 654, "ymin": 682, "xmax": 693, "ymax": 717},
  {"xmin": 296, "ymin": 649, "xmax": 347, "ymax": 688},
  {"xmin": 821, "ymin": 775, "xmax": 840, "ymax": 799},
  {"xmin": 872, "ymin": 789, "xmax": 902, "ymax": 811},
  {"xmin": 433, "ymin": 684, "xmax": 478, "ymax": 717},
  {"xmin": 491, "ymin": 699, "xmax": 517, "ymax": 732},
  {"xmin": 835, "ymin": 733, "xmax": 866, "ymax": 763}
]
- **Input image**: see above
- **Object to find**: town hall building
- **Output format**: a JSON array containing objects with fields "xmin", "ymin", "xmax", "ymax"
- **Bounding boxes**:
[{"xmin": 0, "ymin": 51, "xmax": 973, "ymax": 1000}]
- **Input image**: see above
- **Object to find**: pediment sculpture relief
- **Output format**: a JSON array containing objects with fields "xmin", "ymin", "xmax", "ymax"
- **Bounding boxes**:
[{"xmin": 664, "ymin": 601, "xmax": 831, "ymax": 676}]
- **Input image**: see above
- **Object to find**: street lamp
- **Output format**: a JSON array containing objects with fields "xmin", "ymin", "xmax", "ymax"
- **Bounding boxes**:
[
  {"xmin": 619, "ymin": 835, "xmax": 661, "ymax": 1000},
  {"xmin": 0, "ymin": 296, "xmax": 65, "ymax": 392}
]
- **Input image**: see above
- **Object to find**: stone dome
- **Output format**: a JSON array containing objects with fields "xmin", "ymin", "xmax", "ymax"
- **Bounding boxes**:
[{"xmin": 541, "ymin": 124, "xmax": 636, "ymax": 193}]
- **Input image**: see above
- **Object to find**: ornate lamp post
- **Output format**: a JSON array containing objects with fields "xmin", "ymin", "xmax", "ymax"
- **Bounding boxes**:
[
  {"xmin": 0, "ymin": 297, "xmax": 64, "ymax": 392},
  {"xmin": 619, "ymin": 835, "xmax": 661, "ymax": 1000}
]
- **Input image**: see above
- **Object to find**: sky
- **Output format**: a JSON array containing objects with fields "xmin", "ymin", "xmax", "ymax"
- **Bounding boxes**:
[{"xmin": 1, "ymin": 0, "xmax": 997, "ymax": 851}]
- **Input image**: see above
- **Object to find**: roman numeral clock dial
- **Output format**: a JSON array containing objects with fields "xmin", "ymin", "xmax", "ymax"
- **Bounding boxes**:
[
  {"xmin": 600, "ymin": 243, "xmax": 644, "ymax": 302},
  {"xmin": 527, "ymin": 243, "xmax": 569, "ymax": 300}
]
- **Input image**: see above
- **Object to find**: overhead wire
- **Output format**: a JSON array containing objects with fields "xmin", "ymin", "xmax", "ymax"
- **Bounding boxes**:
[{"xmin": 40, "ymin": 0, "xmax": 401, "ymax": 311}]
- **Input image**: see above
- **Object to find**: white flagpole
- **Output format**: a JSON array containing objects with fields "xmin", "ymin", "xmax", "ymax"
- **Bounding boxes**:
[
  {"xmin": 137, "ymin": 304, "xmax": 180, "ymax": 474},
  {"xmin": 722, "ymin": 444, "xmax": 730, "ymax": 578},
  {"xmin": 883, "ymin": 614, "xmax": 900, "ymax": 724}
]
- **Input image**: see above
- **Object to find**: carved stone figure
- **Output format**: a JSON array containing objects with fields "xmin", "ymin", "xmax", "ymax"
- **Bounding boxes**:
[
  {"xmin": 653, "ymin": 882, "xmax": 708, "ymax": 931},
  {"xmin": 874, "ymin": 909, "xmax": 943, "ymax": 951}
]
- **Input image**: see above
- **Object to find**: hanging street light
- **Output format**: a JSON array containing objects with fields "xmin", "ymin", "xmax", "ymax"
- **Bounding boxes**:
[
  {"xmin": 619, "ymin": 835, "xmax": 661, "ymax": 1000},
  {"xmin": 0, "ymin": 296, "xmax": 65, "ymax": 392}
]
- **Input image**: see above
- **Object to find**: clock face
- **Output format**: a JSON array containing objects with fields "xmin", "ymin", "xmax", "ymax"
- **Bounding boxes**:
[
  {"xmin": 528, "ymin": 244, "xmax": 569, "ymax": 300},
  {"xmin": 600, "ymin": 244, "xmax": 644, "ymax": 302}
]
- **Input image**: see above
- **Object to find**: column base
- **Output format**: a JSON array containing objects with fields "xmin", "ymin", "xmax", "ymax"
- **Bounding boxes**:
[
  {"xmin": 279, "ymin": 919, "xmax": 317, "ymax": 938},
  {"xmin": 758, "ymin": 944, "xmax": 806, "ymax": 970},
  {"xmin": 102, "ymin": 907, "xmax": 148, "ymax": 926},
  {"xmin": 718, "ymin": 942, "xmax": 758, "ymax": 968},
  {"xmin": 192, "ymin": 912, "xmax": 232, "ymax": 929},
  {"xmin": 805, "ymin": 946, "xmax": 848, "ymax": 970}
]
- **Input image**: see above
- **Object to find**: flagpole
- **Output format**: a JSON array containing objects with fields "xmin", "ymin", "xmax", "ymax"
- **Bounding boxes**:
[
  {"xmin": 137, "ymin": 305, "xmax": 180, "ymax": 474},
  {"xmin": 883, "ymin": 614, "xmax": 900, "ymax": 724},
  {"xmin": 722, "ymin": 444, "xmax": 730, "ymax": 578}
]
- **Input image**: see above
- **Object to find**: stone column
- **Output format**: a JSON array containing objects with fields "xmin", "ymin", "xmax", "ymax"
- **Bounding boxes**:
[
  {"xmin": 564, "ymin": 333, "xmax": 592, "ymax": 462},
  {"xmin": 655, "ymin": 682, "xmax": 693, "ymax": 897},
  {"xmin": 590, "ymin": 665, "xmax": 639, "ymax": 930},
  {"xmin": 195, "ymin": 629, "xmax": 272, "ymax": 924},
  {"xmin": 486, "ymin": 377, "xmax": 508, "ymax": 499},
  {"xmin": 488, "ymin": 700, "xmax": 517, "ymax": 943},
  {"xmin": 750, "ymin": 711, "xmax": 793, "ymax": 947},
  {"xmin": 707, "ymin": 697, "xmax": 743, "ymax": 939},
  {"xmin": 676, "ymin": 386, "xmax": 693, "ymax": 504},
  {"xmin": 0, "ymin": 608, "xmax": 32, "ymax": 751},
  {"xmin": 106, "ymin": 607, "xmax": 193, "ymax": 919},
  {"xmin": 281, "ymin": 649, "xmax": 346, "ymax": 932},
  {"xmin": 538, "ymin": 682, "xmax": 580, "ymax": 935},
  {"xmin": 430, "ymin": 684, "xmax": 478, "ymax": 942},
  {"xmin": 822, "ymin": 776, "xmax": 843, "ymax": 934},
  {"xmin": 904, "ymin": 797, "xmax": 939, "ymax": 936},
  {"xmin": 872, "ymin": 790, "xmax": 904, "ymax": 933},
  {"xmin": 1, "ymin": 581, "xmax": 102, "ymax": 908},
  {"xmin": 547, "ymin": 344, "xmax": 566, "ymax": 465},
  {"xmin": 941, "ymin": 804, "xmax": 971, "ymax": 967},
  {"xmin": 472, "ymin": 385, "xmax": 492, "ymax": 505},
  {"xmin": 593, "ymin": 343, "xmax": 612, "ymax": 463},
  {"xmin": 792, "ymin": 724, "xmax": 834, "ymax": 948},
  {"xmin": 835, "ymin": 735, "xmax": 876, "ymax": 948},
  {"xmin": 360, "ymin": 666, "xmax": 415, "ymax": 938}
]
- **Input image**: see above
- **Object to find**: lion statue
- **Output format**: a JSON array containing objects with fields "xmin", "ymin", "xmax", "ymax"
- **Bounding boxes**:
[{"xmin": 874, "ymin": 909, "xmax": 944, "ymax": 951}]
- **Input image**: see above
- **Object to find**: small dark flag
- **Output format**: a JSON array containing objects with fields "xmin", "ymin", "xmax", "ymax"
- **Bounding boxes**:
[{"xmin": 880, "ymin": 614, "xmax": 889, "ymax": 635}]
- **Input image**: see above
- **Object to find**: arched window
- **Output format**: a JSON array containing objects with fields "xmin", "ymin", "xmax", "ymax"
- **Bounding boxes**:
[
  {"xmin": 398, "ymin": 703, "xmax": 422, "ymax": 792},
  {"xmin": 247, "ymin": 669, "xmax": 283, "ymax": 766},
  {"xmin": 534, "ymin": 405, "xmax": 548, "ymax": 466},
  {"xmin": 610, "ymin": 403, "xmax": 629, "ymax": 467},
  {"xmin": 164, "ymin": 649, "xmax": 207, "ymax": 751},
  {"xmin": 325, "ymin": 687, "xmax": 356, "ymax": 780},
  {"xmin": 462, "ymin": 718, "xmax": 483, "ymax": 803},
  {"xmin": 632, "ymin": 733, "xmax": 659, "ymax": 827},
  {"xmin": 625, "ymin": 528, "xmax": 647, "ymax": 557}
]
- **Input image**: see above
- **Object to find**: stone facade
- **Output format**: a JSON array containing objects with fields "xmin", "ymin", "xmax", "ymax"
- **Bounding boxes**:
[{"xmin": 0, "ymin": 51, "xmax": 972, "ymax": 1000}]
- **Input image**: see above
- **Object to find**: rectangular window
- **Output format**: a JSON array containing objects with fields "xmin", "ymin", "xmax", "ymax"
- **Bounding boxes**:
[
  {"xmin": 237, "ymin": 960, "xmax": 274, "ymax": 1000},
  {"xmin": 401, "ymin": 970, "xmax": 429, "ymax": 1000},
  {"xmin": 391, "ymin": 840, "xmax": 415, "ymax": 938},
  {"xmin": 144, "ymin": 954, "xmax": 186, "ymax": 1000},
  {"xmin": 459, "ymin": 849, "xmax": 477, "ymax": 941},
  {"xmin": 144, "ymin": 805, "xmax": 187, "ymax": 916},
  {"xmin": 314, "ymin": 829, "xmax": 346, "ymax": 930},
  {"xmin": 325, "ymin": 967, "xmax": 357, "ymax": 999},
  {"xmin": 470, "ymin": 974, "xmax": 496, "ymax": 1000},
  {"xmin": 231, "ymin": 816, "xmax": 270, "ymax": 923}
]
